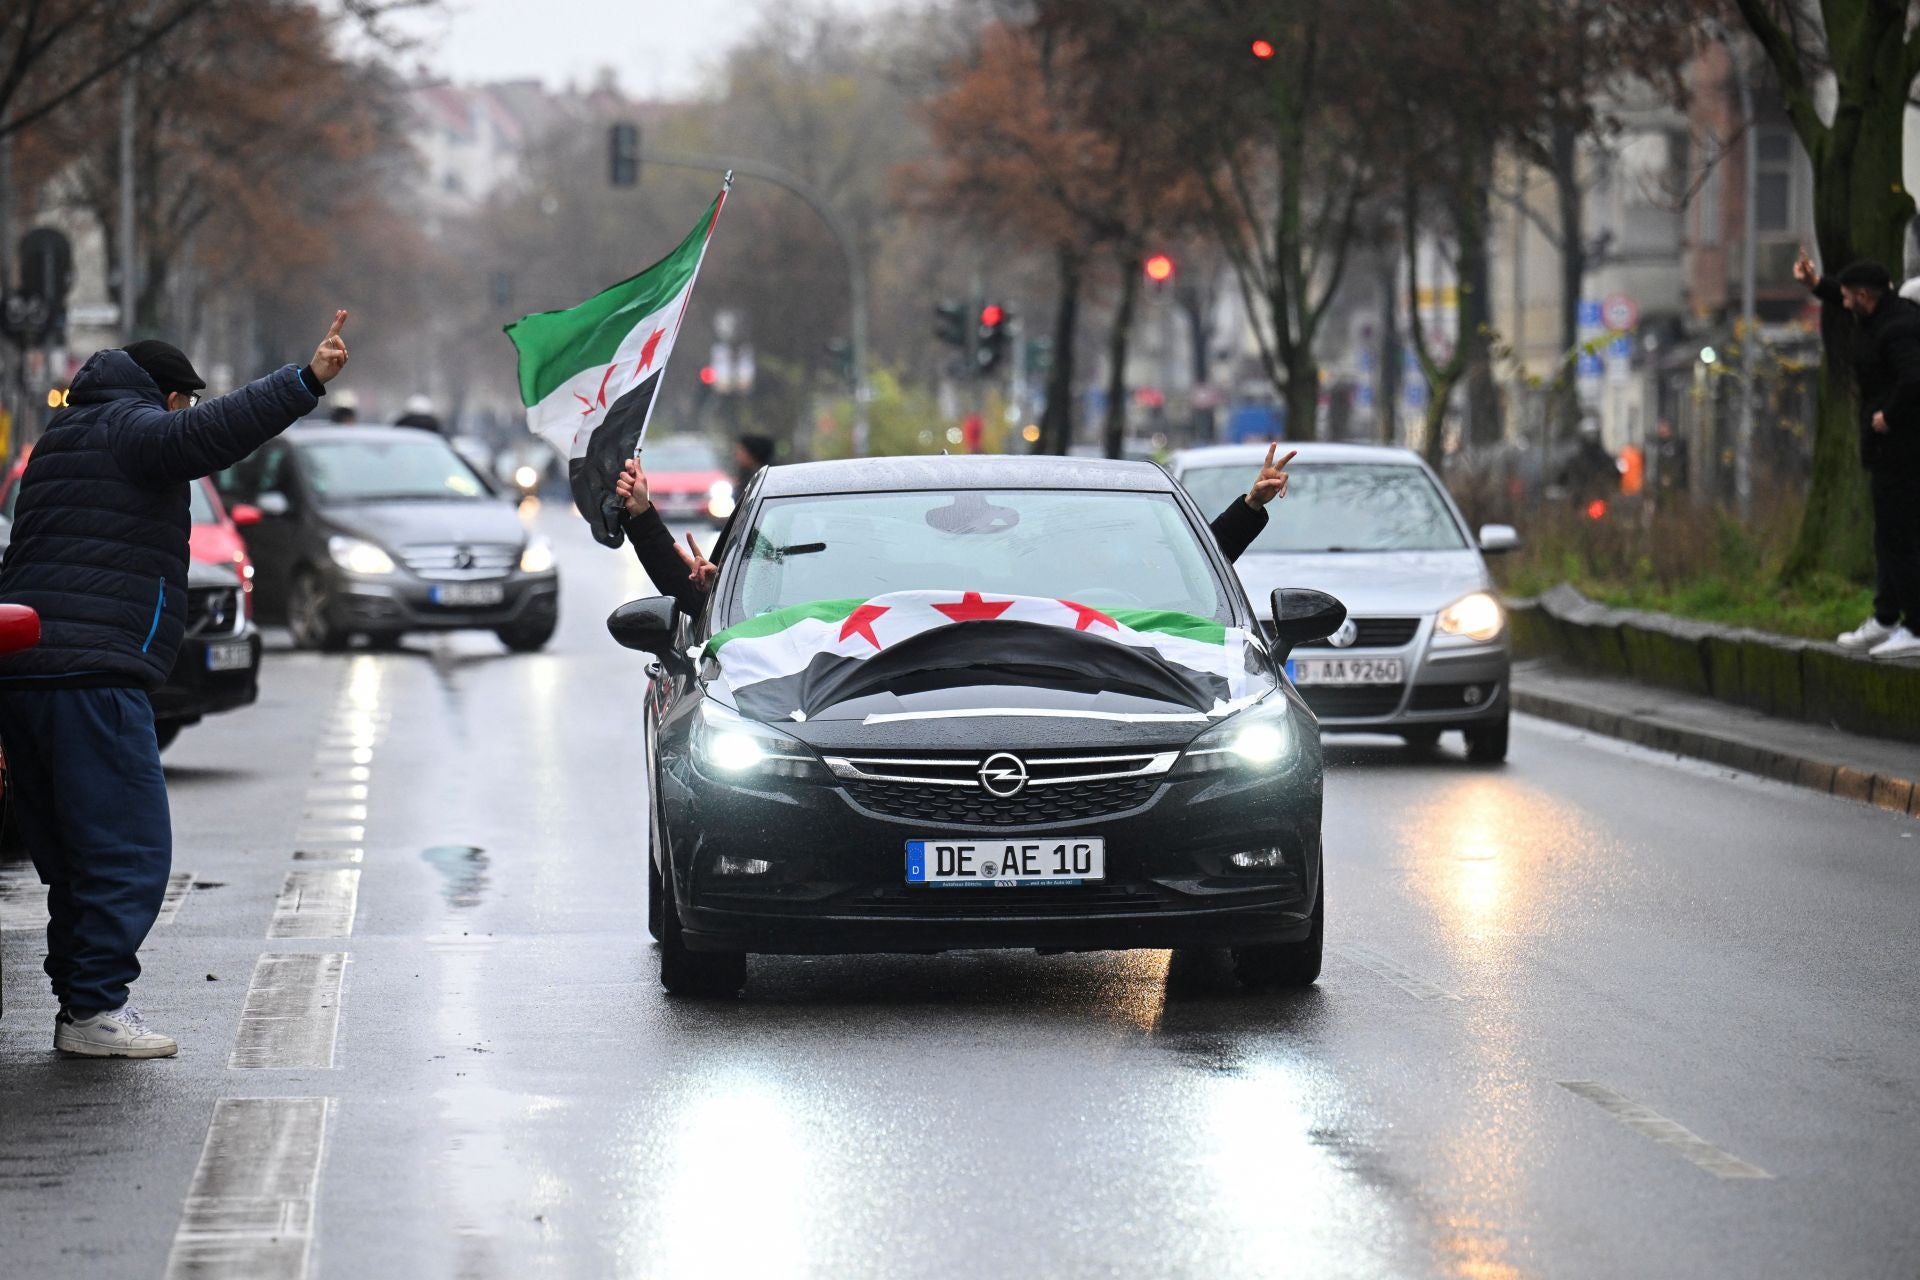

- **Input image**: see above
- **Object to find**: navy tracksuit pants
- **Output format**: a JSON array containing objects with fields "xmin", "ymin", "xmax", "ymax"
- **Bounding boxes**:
[{"xmin": 0, "ymin": 687, "xmax": 171, "ymax": 1015}]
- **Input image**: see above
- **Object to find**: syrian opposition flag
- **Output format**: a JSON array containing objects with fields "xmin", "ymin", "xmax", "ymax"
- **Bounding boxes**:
[
  {"xmin": 705, "ymin": 590, "xmax": 1255, "ymax": 722},
  {"xmin": 505, "ymin": 181, "xmax": 729, "ymax": 547}
]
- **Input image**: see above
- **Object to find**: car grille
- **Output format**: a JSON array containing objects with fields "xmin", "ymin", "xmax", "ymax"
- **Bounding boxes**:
[
  {"xmin": 1298, "ymin": 685, "xmax": 1405, "ymax": 719},
  {"xmin": 856, "ymin": 884, "xmax": 1169, "ymax": 916},
  {"xmin": 396, "ymin": 542, "xmax": 519, "ymax": 579},
  {"xmin": 1408, "ymin": 680, "xmax": 1502, "ymax": 712},
  {"xmin": 1291, "ymin": 617, "xmax": 1422, "ymax": 649},
  {"xmin": 826, "ymin": 749, "xmax": 1177, "ymax": 827},
  {"xmin": 185, "ymin": 585, "xmax": 241, "ymax": 637}
]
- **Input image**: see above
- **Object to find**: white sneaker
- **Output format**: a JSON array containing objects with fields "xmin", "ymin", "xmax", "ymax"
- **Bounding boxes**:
[
  {"xmin": 1837, "ymin": 617, "xmax": 1896, "ymax": 649},
  {"xmin": 1868, "ymin": 625, "xmax": 1920, "ymax": 661},
  {"xmin": 54, "ymin": 1005, "xmax": 178, "ymax": 1059}
]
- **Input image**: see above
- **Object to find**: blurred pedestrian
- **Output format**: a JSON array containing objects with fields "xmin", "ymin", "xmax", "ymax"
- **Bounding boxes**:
[
  {"xmin": 1795, "ymin": 249, "xmax": 1920, "ymax": 659},
  {"xmin": 733, "ymin": 434, "xmax": 774, "ymax": 492},
  {"xmin": 0, "ymin": 313, "xmax": 350, "ymax": 1057},
  {"xmin": 328, "ymin": 389, "xmax": 359, "ymax": 424},
  {"xmin": 396, "ymin": 393, "xmax": 442, "ymax": 433}
]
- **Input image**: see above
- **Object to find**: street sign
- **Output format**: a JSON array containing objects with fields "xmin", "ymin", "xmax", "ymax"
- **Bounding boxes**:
[
  {"xmin": 1578, "ymin": 299, "xmax": 1603, "ymax": 330},
  {"xmin": 1602, "ymin": 293, "xmax": 1640, "ymax": 334},
  {"xmin": 66, "ymin": 303, "xmax": 121, "ymax": 328}
]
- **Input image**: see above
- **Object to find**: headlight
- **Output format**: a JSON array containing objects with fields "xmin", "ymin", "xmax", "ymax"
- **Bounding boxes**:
[
  {"xmin": 1435, "ymin": 591, "xmax": 1504, "ymax": 643},
  {"xmin": 707, "ymin": 479, "xmax": 736, "ymax": 518},
  {"xmin": 520, "ymin": 537, "xmax": 556, "ymax": 574},
  {"xmin": 1177, "ymin": 705, "xmax": 1295, "ymax": 774},
  {"xmin": 513, "ymin": 465, "xmax": 540, "ymax": 491},
  {"xmin": 691, "ymin": 701, "xmax": 817, "ymax": 778},
  {"xmin": 327, "ymin": 535, "xmax": 395, "ymax": 576}
]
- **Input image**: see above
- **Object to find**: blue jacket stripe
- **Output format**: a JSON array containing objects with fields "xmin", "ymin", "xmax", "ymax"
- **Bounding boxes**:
[{"xmin": 141, "ymin": 578, "xmax": 165, "ymax": 652}]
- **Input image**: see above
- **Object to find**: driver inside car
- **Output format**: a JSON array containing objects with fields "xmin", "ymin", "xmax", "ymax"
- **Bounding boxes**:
[{"xmin": 614, "ymin": 444, "xmax": 1295, "ymax": 616}]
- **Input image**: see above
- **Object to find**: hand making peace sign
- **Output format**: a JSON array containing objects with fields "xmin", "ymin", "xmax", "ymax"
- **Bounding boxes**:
[{"xmin": 1246, "ymin": 443, "xmax": 1297, "ymax": 509}]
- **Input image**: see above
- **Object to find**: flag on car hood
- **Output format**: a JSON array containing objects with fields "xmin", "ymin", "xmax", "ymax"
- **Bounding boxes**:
[
  {"xmin": 705, "ymin": 590, "xmax": 1255, "ymax": 721},
  {"xmin": 504, "ymin": 183, "xmax": 728, "ymax": 547}
]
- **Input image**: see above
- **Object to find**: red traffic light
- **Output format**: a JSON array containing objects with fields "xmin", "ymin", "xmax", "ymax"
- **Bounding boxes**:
[
  {"xmin": 699, "ymin": 365, "xmax": 718, "ymax": 386},
  {"xmin": 979, "ymin": 304, "xmax": 1005, "ymax": 328},
  {"xmin": 1250, "ymin": 38, "xmax": 1275, "ymax": 59},
  {"xmin": 1143, "ymin": 253, "xmax": 1176, "ymax": 284}
]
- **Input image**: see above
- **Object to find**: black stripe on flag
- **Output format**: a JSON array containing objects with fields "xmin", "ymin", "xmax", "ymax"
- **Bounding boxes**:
[{"xmin": 569, "ymin": 372, "xmax": 661, "ymax": 547}]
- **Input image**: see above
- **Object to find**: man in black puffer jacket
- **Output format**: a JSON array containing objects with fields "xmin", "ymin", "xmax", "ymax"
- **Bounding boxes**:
[{"xmin": 0, "ymin": 311, "xmax": 349, "ymax": 1058}]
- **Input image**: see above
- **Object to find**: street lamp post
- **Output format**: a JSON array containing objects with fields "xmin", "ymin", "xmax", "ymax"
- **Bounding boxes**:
[{"xmin": 1709, "ymin": 21, "xmax": 1759, "ymax": 522}]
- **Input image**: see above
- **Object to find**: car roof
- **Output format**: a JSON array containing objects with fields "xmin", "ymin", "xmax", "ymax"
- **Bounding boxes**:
[
  {"xmin": 1169, "ymin": 441, "xmax": 1429, "ymax": 469},
  {"xmin": 286, "ymin": 424, "xmax": 453, "ymax": 445},
  {"xmin": 758, "ymin": 453, "xmax": 1179, "ymax": 497}
]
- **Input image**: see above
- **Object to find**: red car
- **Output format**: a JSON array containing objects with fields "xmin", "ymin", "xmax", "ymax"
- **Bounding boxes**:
[
  {"xmin": 639, "ymin": 435, "xmax": 736, "ymax": 523},
  {"xmin": 1, "ymin": 450, "xmax": 261, "ymax": 609}
]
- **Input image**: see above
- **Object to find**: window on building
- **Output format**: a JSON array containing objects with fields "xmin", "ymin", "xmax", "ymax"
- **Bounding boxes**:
[{"xmin": 1755, "ymin": 128, "xmax": 1795, "ymax": 233}]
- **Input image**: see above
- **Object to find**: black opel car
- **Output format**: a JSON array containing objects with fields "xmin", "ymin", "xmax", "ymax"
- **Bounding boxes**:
[{"xmin": 611, "ymin": 456, "xmax": 1347, "ymax": 997}]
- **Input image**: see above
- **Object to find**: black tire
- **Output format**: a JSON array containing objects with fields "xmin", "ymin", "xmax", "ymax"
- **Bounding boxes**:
[
  {"xmin": 496, "ymin": 618, "xmax": 557, "ymax": 653},
  {"xmin": 1464, "ymin": 711, "xmax": 1510, "ymax": 764},
  {"xmin": 1400, "ymin": 727, "xmax": 1442, "ymax": 752},
  {"xmin": 658, "ymin": 862, "xmax": 746, "ymax": 997},
  {"xmin": 363, "ymin": 632, "xmax": 404, "ymax": 652},
  {"xmin": 288, "ymin": 573, "xmax": 346, "ymax": 652},
  {"xmin": 154, "ymin": 721, "xmax": 182, "ymax": 751},
  {"xmin": 1233, "ymin": 867, "xmax": 1324, "ymax": 990}
]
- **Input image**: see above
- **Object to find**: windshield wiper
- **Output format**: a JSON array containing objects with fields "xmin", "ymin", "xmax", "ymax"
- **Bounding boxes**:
[{"xmin": 776, "ymin": 542, "xmax": 826, "ymax": 556}]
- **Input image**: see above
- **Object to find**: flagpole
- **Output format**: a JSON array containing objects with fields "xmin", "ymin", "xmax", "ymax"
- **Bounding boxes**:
[{"xmin": 630, "ymin": 170, "xmax": 734, "ymax": 463}]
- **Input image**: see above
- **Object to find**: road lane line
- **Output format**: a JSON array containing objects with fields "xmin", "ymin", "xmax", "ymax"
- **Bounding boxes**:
[
  {"xmin": 268, "ymin": 869, "xmax": 360, "ymax": 939},
  {"xmin": 294, "ymin": 825, "xmax": 365, "ymax": 845},
  {"xmin": 301, "ymin": 804, "xmax": 368, "ymax": 822},
  {"xmin": 1333, "ymin": 944, "xmax": 1463, "ymax": 1001},
  {"xmin": 293, "ymin": 847, "xmax": 364, "ymax": 864},
  {"xmin": 229, "ymin": 953, "xmax": 347, "ymax": 1069},
  {"xmin": 154, "ymin": 870, "xmax": 194, "ymax": 927},
  {"xmin": 163, "ymin": 1096, "xmax": 330, "ymax": 1280},
  {"xmin": 1558, "ymin": 1081, "xmax": 1773, "ymax": 1179},
  {"xmin": 304, "ymin": 784, "xmax": 368, "ymax": 802},
  {"xmin": 2, "ymin": 864, "xmax": 193, "ymax": 930}
]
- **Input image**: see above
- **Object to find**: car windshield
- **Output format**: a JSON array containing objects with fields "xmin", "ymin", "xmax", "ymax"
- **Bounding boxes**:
[
  {"xmin": 6, "ymin": 474, "xmax": 215, "ymax": 522},
  {"xmin": 299, "ymin": 437, "xmax": 490, "ymax": 502},
  {"xmin": 644, "ymin": 439, "xmax": 720, "ymax": 472},
  {"xmin": 725, "ymin": 489, "xmax": 1230, "ymax": 626},
  {"xmin": 1180, "ymin": 462, "xmax": 1468, "ymax": 553}
]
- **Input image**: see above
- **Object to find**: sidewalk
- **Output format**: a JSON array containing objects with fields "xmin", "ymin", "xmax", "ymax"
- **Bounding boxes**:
[{"xmin": 1511, "ymin": 660, "xmax": 1920, "ymax": 819}]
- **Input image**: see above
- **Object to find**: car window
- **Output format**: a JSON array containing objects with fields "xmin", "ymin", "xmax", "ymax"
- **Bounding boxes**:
[
  {"xmin": 298, "ymin": 436, "xmax": 490, "ymax": 502},
  {"xmin": 1179, "ymin": 462, "xmax": 1468, "ymax": 553},
  {"xmin": 727, "ymin": 489, "xmax": 1230, "ymax": 625},
  {"xmin": 189, "ymin": 480, "xmax": 216, "ymax": 524},
  {"xmin": 644, "ymin": 438, "xmax": 721, "ymax": 472}
]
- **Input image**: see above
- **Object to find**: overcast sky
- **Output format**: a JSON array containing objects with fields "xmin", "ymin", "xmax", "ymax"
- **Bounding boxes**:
[{"xmin": 386, "ymin": 0, "xmax": 909, "ymax": 98}]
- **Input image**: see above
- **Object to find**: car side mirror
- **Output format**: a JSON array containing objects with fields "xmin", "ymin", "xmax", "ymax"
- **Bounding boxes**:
[
  {"xmin": 608, "ymin": 596, "xmax": 680, "ymax": 662},
  {"xmin": 255, "ymin": 491, "xmax": 291, "ymax": 519},
  {"xmin": 229, "ymin": 503, "xmax": 263, "ymax": 527},
  {"xmin": 1268, "ymin": 588, "xmax": 1347, "ymax": 662},
  {"xmin": 1478, "ymin": 523, "xmax": 1521, "ymax": 554},
  {"xmin": 0, "ymin": 603, "xmax": 41, "ymax": 654}
]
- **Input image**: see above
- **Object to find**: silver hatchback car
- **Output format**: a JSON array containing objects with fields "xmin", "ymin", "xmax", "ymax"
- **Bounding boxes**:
[{"xmin": 1170, "ymin": 442, "xmax": 1518, "ymax": 761}]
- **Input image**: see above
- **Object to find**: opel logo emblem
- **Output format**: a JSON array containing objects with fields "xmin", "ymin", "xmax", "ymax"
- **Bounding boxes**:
[
  {"xmin": 979, "ymin": 752, "xmax": 1029, "ymax": 797},
  {"xmin": 453, "ymin": 546, "xmax": 476, "ymax": 570},
  {"xmin": 1329, "ymin": 618, "xmax": 1359, "ymax": 649}
]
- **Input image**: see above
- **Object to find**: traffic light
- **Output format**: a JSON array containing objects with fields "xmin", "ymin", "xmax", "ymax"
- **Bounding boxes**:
[
  {"xmin": 976, "ymin": 304, "xmax": 1009, "ymax": 374},
  {"xmin": 1143, "ymin": 253, "xmax": 1176, "ymax": 286},
  {"xmin": 1250, "ymin": 38, "xmax": 1275, "ymax": 59},
  {"xmin": 609, "ymin": 122, "xmax": 641, "ymax": 187},
  {"xmin": 934, "ymin": 301, "xmax": 968, "ymax": 348}
]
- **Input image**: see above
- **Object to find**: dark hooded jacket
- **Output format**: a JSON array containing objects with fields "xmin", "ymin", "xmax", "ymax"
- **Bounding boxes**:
[
  {"xmin": 1814, "ymin": 278, "xmax": 1920, "ymax": 473},
  {"xmin": 0, "ymin": 350, "xmax": 318, "ymax": 689}
]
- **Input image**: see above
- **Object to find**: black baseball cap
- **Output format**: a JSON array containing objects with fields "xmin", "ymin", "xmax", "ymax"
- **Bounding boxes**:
[
  {"xmin": 1834, "ymin": 261, "xmax": 1892, "ymax": 290},
  {"xmin": 122, "ymin": 339, "xmax": 207, "ymax": 395}
]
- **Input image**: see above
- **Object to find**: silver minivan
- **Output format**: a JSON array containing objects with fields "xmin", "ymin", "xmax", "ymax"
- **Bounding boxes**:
[{"xmin": 1170, "ymin": 442, "xmax": 1518, "ymax": 761}]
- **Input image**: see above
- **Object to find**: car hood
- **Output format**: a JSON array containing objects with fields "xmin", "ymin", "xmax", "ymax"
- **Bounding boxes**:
[
  {"xmin": 318, "ymin": 498, "xmax": 526, "ymax": 551},
  {"xmin": 1232, "ymin": 549, "xmax": 1491, "ymax": 617}
]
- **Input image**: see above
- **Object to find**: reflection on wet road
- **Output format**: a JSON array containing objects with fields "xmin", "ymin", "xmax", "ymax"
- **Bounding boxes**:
[{"xmin": 3, "ymin": 506, "xmax": 1918, "ymax": 1279}]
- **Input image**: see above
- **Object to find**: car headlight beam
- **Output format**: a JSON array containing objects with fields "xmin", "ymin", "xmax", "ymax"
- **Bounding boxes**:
[
  {"xmin": 520, "ymin": 537, "xmax": 556, "ymax": 574},
  {"xmin": 327, "ymin": 535, "xmax": 395, "ymax": 576},
  {"xmin": 1178, "ymin": 707, "xmax": 1295, "ymax": 774},
  {"xmin": 692, "ymin": 702, "xmax": 818, "ymax": 778},
  {"xmin": 1435, "ymin": 591, "xmax": 1505, "ymax": 643},
  {"xmin": 707, "ymin": 479, "xmax": 737, "ymax": 519}
]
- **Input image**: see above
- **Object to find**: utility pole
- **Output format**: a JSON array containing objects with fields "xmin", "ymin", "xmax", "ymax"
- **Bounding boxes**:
[
  {"xmin": 1708, "ymin": 20, "xmax": 1758, "ymax": 522},
  {"xmin": 120, "ymin": 0, "xmax": 162, "ymax": 344}
]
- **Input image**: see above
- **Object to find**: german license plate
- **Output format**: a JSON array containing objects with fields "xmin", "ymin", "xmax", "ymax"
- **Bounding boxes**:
[
  {"xmin": 431, "ymin": 582, "xmax": 505, "ymax": 607},
  {"xmin": 205, "ymin": 641, "xmax": 251, "ymax": 672},
  {"xmin": 1289, "ymin": 657, "xmax": 1404, "ymax": 685},
  {"xmin": 906, "ymin": 838, "xmax": 1105, "ymax": 886}
]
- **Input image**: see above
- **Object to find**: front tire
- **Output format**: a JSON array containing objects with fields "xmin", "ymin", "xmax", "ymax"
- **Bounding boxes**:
[
  {"xmin": 1233, "ymin": 867, "xmax": 1324, "ymax": 990},
  {"xmin": 1464, "ymin": 711, "xmax": 1509, "ymax": 764},
  {"xmin": 496, "ymin": 618, "xmax": 557, "ymax": 653},
  {"xmin": 288, "ymin": 573, "xmax": 346, "ymax": 652},
  {"xmin": 658, "ymin": 862, "xmax": 746, "ymax": 997}
]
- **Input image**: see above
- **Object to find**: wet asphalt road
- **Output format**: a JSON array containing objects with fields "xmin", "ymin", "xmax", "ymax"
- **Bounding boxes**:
[{"xmin": 3, "ymin": 502, "xmax": 1919, "ymax": 1280}]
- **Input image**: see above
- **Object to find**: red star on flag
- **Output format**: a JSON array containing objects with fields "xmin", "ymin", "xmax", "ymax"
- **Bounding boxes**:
[
  {"xmin": 839, "ymin": 603, "xmax": 889, "ymax": 649},
  {"xmin": 933, "ymin": 591, "xmax": 1014, "ymax": 624},
  {"xmin": 637, "ymin": 328, "xmax": 665, "ymax": 372},
  {"xmin": 1059, "ymin": 600, "xmax": 1118, "ymax": 632}
]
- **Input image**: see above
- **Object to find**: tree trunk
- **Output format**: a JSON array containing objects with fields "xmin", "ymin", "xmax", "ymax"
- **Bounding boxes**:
[
  {"xmin": 1377, "ymin": 252, "xmax": 1401, "ymax": 445},
  {"xmin": 1176, "ymin": 281, "xmax": 1214, "ymax": 441},
  {"xmin": 1457, "ymin": 177, "xmax": 1501, "ymax": 449},
  {"xmin": 1283, "ymin": 350, "xmax": 1318, "ymax": 444},
  {"xmin": 1550, "ymin": 116, "xmax": 1584, "ymax": 452},
  {"xmin": 1102, "ymin": 248, "xmax": 1141, "ymax": 459},
  {"xmin": 1038, "ymin": 244, "xmax": 1082, "ymax": 455}
]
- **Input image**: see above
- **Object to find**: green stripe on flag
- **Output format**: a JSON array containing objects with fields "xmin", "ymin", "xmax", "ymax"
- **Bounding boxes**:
[
  {"xmin": 1107, "ymin": 608, "xmax": 1227, "ymax": 645},
  {"xmin": 706, "ymin": 599, "xmax": 867, "ymax": 654},
  {"xmin": 504, "ymin": 196, "xmax": 717, "ymax": 406}
]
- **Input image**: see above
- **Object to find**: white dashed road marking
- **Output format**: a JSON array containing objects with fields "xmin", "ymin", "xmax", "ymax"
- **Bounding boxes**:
[
  {"xmin": 228, "ymin": 953, "xmax": 348, "ymax": 1070},
  {"xmin": 1559, "ymin": 1080, "xmax": 1774, "ymax": 1179},
  {"xmin": 154, "ymin": 870, "xmax": 195, "ymax": 927},
  {"xmin": 164, "ymin": 1096, "xmax": 331, "ymax": 1280},
  {"xmin": 1333, "ymin": 943, "xmax": 1463, "ymax": 1001},
  {"xmin": 267, "ymin": 869, "xmax": 360, "ymax": 939}
]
